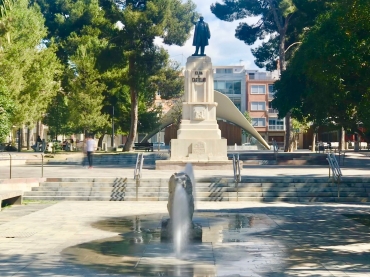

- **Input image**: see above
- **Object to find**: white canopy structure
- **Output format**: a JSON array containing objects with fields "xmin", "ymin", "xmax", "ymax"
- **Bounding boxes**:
[{"xmin": 141, "ymin": 90, "xmax": 270, "ymax": 150}]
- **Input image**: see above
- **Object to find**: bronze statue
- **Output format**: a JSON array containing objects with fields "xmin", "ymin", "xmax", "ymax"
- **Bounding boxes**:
[{"xmin": 192, "ymin": 15, "xmax": 211, "ymax": 56}]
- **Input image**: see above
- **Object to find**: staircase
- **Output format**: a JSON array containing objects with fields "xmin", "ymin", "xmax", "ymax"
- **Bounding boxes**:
[
  {"xmin": 24, "ymin": 177, "xmax": 370, "ymax": 202},
  {"xmin": 26, "ymin": 153, "xmax": 170, "ymax": 168},
  {"xmin": 230, "ymin": 152, "xmax": 328, "ymax": 165},
  {"xmin": 24, "ymin": 178, "xmax": 127, "ymax": 201}
]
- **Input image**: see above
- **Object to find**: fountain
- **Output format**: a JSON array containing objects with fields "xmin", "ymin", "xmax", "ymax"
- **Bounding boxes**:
[{"xmin": 161, "ymin": 163, "xmax": 202, "ymax": 255}]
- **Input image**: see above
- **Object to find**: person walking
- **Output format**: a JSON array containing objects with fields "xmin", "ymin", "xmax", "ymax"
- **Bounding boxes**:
[{"xmin": 85, "ymin": 135, "xmax": 95, "ymax": 169}]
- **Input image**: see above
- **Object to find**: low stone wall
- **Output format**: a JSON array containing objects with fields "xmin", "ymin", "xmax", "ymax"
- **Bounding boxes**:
[{"xmin": 0, "ymin": 178, "xmax": 43, "ymax": 192}]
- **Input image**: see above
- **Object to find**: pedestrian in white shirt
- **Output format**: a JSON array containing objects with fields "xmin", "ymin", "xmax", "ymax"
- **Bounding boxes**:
[{"xmin": 85, "ymin": 136, "xmax": 95, "ymax": 168}]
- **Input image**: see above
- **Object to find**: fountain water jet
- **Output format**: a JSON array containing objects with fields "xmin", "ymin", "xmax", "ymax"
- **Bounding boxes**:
[
  {"xmin": 161, "ymin": 164, "xmax": 202, "ymax": 252},
  {"xmin": 172, "ymin": 182, "xmax": 190, "ymax": 257}
]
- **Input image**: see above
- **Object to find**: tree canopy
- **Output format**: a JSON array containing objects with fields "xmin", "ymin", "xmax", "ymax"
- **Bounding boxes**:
[
  {"xmin": 272, "ymin": 0, "xmax": 370, "ymax": 139},
  {"xmin": 211, "ymin": 0, "xmax": 336, "ymax": 151},
  {"xmin": 0, "ymin": 0, "xmax": 60, "ymax": 140},
  {"xmin": 32, "ymin": 0, "xmax": 195, "ymax": 149}
]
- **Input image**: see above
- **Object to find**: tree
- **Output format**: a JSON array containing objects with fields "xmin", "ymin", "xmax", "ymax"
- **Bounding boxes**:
[
  {"xmin": 108, "ymin": 0, "xmax": 196, "ymax": 151},
  {"xmin": 0, "ymin": 0, "xmax": 61, "ymax": 132},
  {"xmin": 66, "ymin": 45, "xmax": 110, "ymax": 134},
  {"xmin": 211, "ymin": 0, "xmax": 335, "ymax": 151},
  {"xmin": 35, "ymin": 0, "xmax": 196, "ymax": 151},
  {"xmin": 0, "ymin": 78, "xmax": 14, "ymax": 142},
  {"xmin": 273, "ymin": 0, "xmax": 370, "ymax": 142}
]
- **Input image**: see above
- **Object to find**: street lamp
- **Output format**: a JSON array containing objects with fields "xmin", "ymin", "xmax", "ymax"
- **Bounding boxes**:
[{"xmin": 111, "ymin": 106, "xmax": 115, "ymax": 148}]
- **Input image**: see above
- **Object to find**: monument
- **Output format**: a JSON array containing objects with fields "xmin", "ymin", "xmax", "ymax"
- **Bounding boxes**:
[{"xmin": 156, "ymin": 16, "xmax": 236, "ymax": 170}]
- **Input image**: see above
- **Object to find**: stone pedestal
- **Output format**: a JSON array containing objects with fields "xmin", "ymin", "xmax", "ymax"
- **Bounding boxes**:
[{"xmin": 168, "ymin": 56, "xmax": 227, "ymax": 163}]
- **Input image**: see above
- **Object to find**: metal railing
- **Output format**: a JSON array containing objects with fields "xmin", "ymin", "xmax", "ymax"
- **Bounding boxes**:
[
  {"xmin": 338, "ymin": 150, "xmax": 346, "ymax": 166},
  {"xmin": 326, "ymin": 153, "xmax": 342, "ymax": 198},
  {"xmin": 268, "ymin": 125, "xmax": 284, "ymax": 131},
  {"xmin": 233, "ymin": 154, "xmax": 241, "ymax": 201},
  {"xmin": 0, "ymin": 153, "xmax": 45, "ymax": 179}
]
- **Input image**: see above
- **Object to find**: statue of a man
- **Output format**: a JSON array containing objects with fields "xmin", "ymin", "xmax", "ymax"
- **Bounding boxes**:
[{"xmin": 192, "ymin": 15, "xmax": 211, "ymax": 56}]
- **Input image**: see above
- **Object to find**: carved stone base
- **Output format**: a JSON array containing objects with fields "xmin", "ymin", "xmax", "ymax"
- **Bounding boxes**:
[
  {"xmin": 170, "ymin": 139, "xmax": 227, "ymax": 161},
  {"xmin": 160, "ymin": 218, "xmax": 202, "ymax": 242},
  {"xmin": 156, "ymin": 160, "xmax": 240, "ymax": 170}
]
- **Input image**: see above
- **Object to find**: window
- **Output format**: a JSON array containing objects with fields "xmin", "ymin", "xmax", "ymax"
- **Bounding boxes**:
[
  {"xmin": 252, "ymin": 118, "xmax": 266, "ymax": 127},
  {"xmin": 251, "ymin": 85, "xmax": 265, "ymax": 94},
  {"xmin": 216, "ymin": 68, "xmax": 232, "ymax": 74},
  {"xmin": 249, "ymin": 73, "xmax": 255, "ymax": 80},
  {"xmin": 229, "ymin": 97, "xmax": 241, "ymax": 111},
  {"xmin": 214, "ymin": 81, "xmax": 226, "ymax": 90},
  {"xmin": 268, "ymin": 84, "xmax": 275, "ymax": 93},
  {"xmin": 269, "ymin": 118, "xmax": 284, "ymax": 130},
  {"xmin": 234, "ymin": 81, "xmax": 241, "ymax": 94},
  {"xmin": 250, "ymin": 102, "xmax": 266, "ymax": 111},
  {"xmin": 214, "ymin": 80, "xmax": 241, "ymax": 94}
]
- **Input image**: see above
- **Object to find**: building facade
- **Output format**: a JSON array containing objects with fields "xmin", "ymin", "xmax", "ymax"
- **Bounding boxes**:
[
  {"xmin": 213, "ymin": 66, "xmax": 246, "ymax": 112},
  {"xmin": 246, "ymin": 70, "xmax": 285, "ymax": 146}
]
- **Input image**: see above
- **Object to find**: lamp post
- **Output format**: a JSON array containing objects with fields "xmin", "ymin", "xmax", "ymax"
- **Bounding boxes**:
[{"xmin": 111, "ymin": 106, "xmax": 115, "ymax": 148}]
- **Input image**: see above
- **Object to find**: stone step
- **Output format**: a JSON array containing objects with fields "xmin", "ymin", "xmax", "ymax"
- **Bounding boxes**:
[
  {"xmin": 124, "ymin": 197, "xmax": 168, "ymax": 201},
  {"xmin": 124, "ymin": 192, "xmax": 167, "ymax": 197},
  {"xmin": 44, "ymin": 177, "xmax": 126, "ymax": 182},
  {"xmin": 32, "ymin": 187, "xmax": 125, "ymax": 192},
  {"xmin": 124, "ymin": 187, "xmax": 168, "ymax": 193},
  {"xmin": 39, "ymin": 182, "xmax": 126, "ymax": 187},
  {"xmin": 24, "ymin": 191, "xmax": 125, "ymax": 197},
  {"xmin": 23, "ymin": 196, "xmax": 124, "ymax": 201}
]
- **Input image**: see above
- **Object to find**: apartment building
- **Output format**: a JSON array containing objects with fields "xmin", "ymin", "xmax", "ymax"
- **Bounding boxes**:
[
  {"xmin": 246, "ymin": 70, "xmax": 285, "ymax": 146},
  {"xmin": 213, "ymin": 66, "xmax": 246, "ymax": 112}
]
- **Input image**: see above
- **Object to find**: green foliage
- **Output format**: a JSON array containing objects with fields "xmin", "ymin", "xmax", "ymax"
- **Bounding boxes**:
[
  {"xmin": 211, "ymin": 0, "xmax": 335, "ymax": 70},
  {"xmin": 273, "ymin": 0, "xmax": 370, "ymax": 137},
  {"xmin": 66, "ymin": 45, "xmax": 110, "ymax": 134},
  {"xmin": 42, "ymin": 91, "xmax": 71, "ymax": 139},
  {"xmin": 151, "ymin": 60, "xmax": 184, "ymax": 100},
  {"xmin": 0, "ymin": 78, "xmax": 14, "ymax": 142},
  {"xmin": 34, "ymin": 0, "xmax": 196, "ymax": 150},
  {"xmin": 242, "ymin": 111, "xmax": 252, "ymax": 137},
  {"xmin": 0, "ymin": 0, "xmax": 61, "ymax": 128}
]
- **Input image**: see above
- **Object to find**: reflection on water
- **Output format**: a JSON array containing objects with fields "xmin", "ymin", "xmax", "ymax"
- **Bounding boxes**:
[{"xmin": 62, "ymin": 213, "xmax": 255, "ymax": 277}]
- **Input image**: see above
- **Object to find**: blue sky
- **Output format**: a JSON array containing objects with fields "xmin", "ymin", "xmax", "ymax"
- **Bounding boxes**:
[{"xmin": 155, "ymin": 0, "xmax": 262, "ymax": 69}]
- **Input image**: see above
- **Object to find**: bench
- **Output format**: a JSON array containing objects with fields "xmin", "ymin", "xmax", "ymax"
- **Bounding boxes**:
[
  {"xmin": 0, "ymin": 190, "xmax": 23, "ymax": 210},
  {"xmin": 134, "ymin": 143, "xmax": 153, "ymax": 152}
]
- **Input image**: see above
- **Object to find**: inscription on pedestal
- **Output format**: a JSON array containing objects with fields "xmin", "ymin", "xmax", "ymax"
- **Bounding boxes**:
[
  {"xmin": 193, "ymin": 106, "xmax": 206, "ymax": 120},
  {"xmin": 192, "ymin": 141, "xmax": 206, "ymax": 154},
  {"xmin": 192, "ymin": 71, "xmax": 206, "ymax": 83}
]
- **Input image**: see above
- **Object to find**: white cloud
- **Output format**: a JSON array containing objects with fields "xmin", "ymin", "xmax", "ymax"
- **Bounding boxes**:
[{"xmin": 155, "ymin": 0, "xmax": 263, "ymax": 69}]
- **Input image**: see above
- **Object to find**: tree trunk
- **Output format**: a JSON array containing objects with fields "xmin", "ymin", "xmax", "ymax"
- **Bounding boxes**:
[
  {"xmin": 312, "ymin": 132, "xmax": 316, "ymax": 152},
  {"xmin": 27, "ymin": 127, "xmax": 30, "ymax": 150},
  {"xmin": 22, "ymin": 125, "xmax": 27, "ymax": 147},
  {"xmin": 36, "ymin": 121, "xmax": 40, "ymax": 138},
  {"xmin": 124, "ymin": 57, "xmax": 138, "ymax": 152},
  {"xmin": 340, "ymin": 127, "xmax": 345, "ymax": 150},
  {"xmin": 98, "ymin": 134, "xmax": 105, "ymax": 148},
  {"xmin": 284, "ymin": 113, "xmax": 290, "ymax": 152}
]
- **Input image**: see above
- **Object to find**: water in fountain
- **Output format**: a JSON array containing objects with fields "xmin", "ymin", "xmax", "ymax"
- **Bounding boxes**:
[
  {"xmin": 184, "ymin": 163, "xmax": 196, "ymax": 209},
  {"xmin": 172, "ymin": 180, "xmax": 190, "ymax": 257}
]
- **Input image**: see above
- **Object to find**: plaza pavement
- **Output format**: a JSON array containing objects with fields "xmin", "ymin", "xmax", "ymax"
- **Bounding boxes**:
[
  {"xmin": 0, "ymin": 151, "xmax": 370, "ymax": 276},
  {"xmin": 0, "ymin": 201, "xmax": 370, "ymax": 276}
]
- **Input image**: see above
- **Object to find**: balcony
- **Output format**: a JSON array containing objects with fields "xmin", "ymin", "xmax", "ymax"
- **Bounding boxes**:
[
  {"xmin": 268, "ymin": 93, "xmax": 275, "ymax": 100},
  {"xmin": 247, "ymin": 71, "xmax": 279, "ymax": 81},
  {"xmin": 268, "ymin": 125, "xmax": 285, "ymax": 131},
  {"xmin": 268, "ymin": 108, "xmax": 279, "ymax": 116}
]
